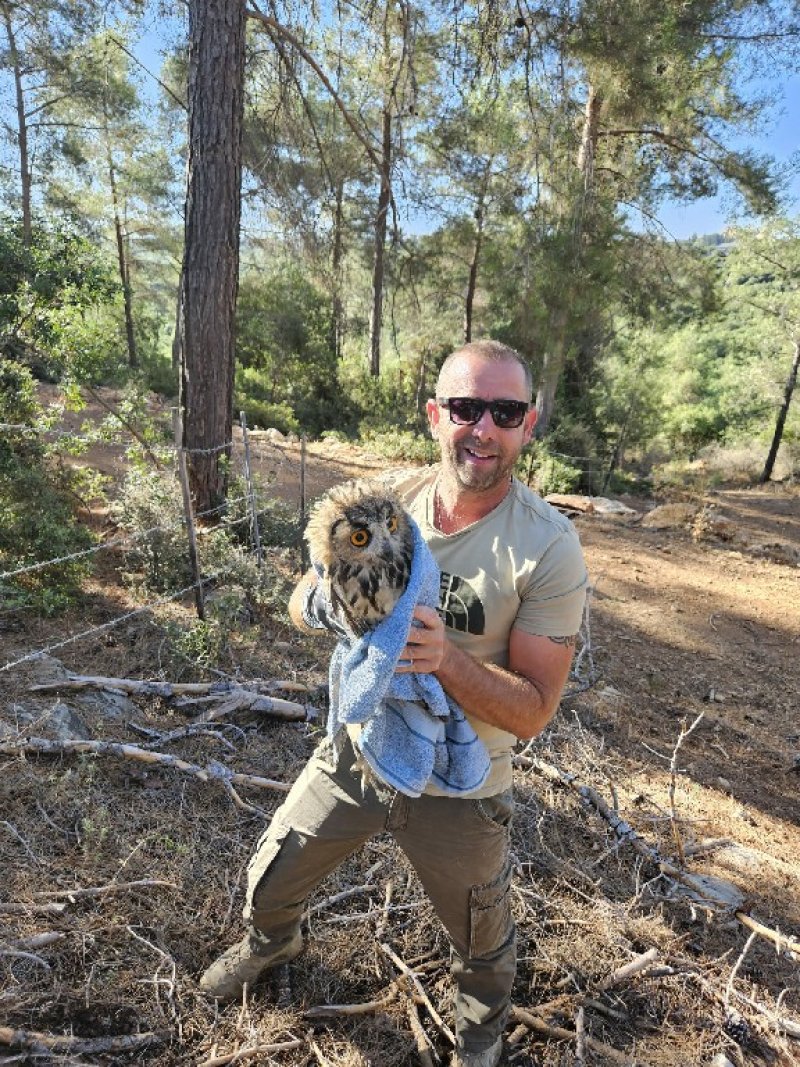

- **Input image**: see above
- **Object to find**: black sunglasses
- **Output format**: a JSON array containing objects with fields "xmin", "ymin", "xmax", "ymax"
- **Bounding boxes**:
[{"xmin": 438, "ymin": 396, "xmax": 530, "ymax": 429}]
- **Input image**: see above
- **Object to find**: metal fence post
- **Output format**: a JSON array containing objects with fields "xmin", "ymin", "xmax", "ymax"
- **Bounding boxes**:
[
  {"xmin": 300, "ymin": 433, "xmax": 308, "ymax": 573},
  {"xmin": 239, "ymin": 410, "xmax": 263, "ymax": 568}
]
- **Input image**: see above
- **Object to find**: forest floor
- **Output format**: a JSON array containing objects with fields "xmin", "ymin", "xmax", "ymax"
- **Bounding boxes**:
[{"xmin": 1, "ymin": 390, "xmax": 799, "ymax": 1066}]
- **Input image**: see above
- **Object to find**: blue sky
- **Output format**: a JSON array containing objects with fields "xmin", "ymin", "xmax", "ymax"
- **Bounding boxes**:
[
  {"xmin": 655, "ymin": 74, "xmax": 800, "ymax": 239},
  {"xmin": 129, "ymin": 21, "xmax": 798, "ymax": 242}
]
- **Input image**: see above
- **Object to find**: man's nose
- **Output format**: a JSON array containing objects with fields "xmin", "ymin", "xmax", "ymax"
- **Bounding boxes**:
[{"xmin": 472, "ymin": 407, "xmax": 496, "ymax": 436}]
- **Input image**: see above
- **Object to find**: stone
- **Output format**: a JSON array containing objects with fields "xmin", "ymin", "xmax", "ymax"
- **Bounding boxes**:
[
  {"xmin": 47, "ymin": 702, "xmax": 93, "ymax": 742},
  {"xmin": 641, "ymin": 503, "xmax": 700, "ymax": 529}
]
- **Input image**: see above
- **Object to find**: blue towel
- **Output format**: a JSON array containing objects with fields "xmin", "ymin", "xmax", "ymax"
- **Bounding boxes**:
[{"xmin": 315, "ymin": 518, "xmax": 491, "ymax": 797}]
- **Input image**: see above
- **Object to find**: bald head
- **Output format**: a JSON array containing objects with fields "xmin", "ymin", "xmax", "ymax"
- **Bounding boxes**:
[{"xmin": 436, "ymin": 340, "xmax": 533, "ymax": 400}]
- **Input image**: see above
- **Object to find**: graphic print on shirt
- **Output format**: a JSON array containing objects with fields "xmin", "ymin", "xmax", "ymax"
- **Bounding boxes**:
[{"xmin": 438, "ymin": 572, "xmax": 485, "ymax": 634}]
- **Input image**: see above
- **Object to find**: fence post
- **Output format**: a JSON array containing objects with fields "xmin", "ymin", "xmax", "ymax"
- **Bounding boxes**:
[
  {"xmin": 299, "ymin": 433, "xmax": 308, "ymax": 573},
  {"xmin": 239, "ymin": 410, "xmax": 263, "ymax": 568},
  {"xmin": 173, "ymin": 409, "xmax": 205, "ymax": 620}
]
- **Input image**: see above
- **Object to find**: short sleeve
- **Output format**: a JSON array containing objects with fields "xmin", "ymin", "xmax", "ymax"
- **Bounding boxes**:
[{"xmin": 514, "ymin": 528, "xmax": 588, "ymax": 637}]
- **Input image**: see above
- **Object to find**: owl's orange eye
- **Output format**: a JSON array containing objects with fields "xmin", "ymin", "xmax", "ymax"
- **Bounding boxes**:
[
  {"xmin": 387, "ymin": 515, "xmax": 398, "ymax": 533},
  {"xmin": 350, "ymin": 528, "xmax": 370, "ymax": 547}
]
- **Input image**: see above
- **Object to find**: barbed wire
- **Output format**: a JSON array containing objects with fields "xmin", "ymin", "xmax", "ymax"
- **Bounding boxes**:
[
  {"xmin": 0, "ymin": 495, "xmax": 251, "ymax": 582},
  {"xmin": 0, "ymin": 568, "xmax": 233, "ymax": 675}
]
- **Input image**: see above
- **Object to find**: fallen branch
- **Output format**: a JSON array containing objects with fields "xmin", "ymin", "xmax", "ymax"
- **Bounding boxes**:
[
  {"xmin": 0, "ymin": 902, "xmax": 67, "ymax": 915},
  {"xmin": 34, "ymin": 879, "xmax": 177, "ymax": 900},
  {"xmin": 305, "ymin": 989, "xmax": 398, "ymax": 1017},
  {"xmin": 378, "ymin": 941, "xmax": 456, "ymax": 1046},
  {"xmin": 0, "ymin": 1026, "xmax": 165, "ymax": 1056},
  {"xmin": 30, "ymin": 674, "xmax": 308, "ymax": 721},
  {"xmin": 736, "ymin": 912, "xmax": 800, "ymax": 959},
  {"xmin": 197, "ymin": 1037, "xmax": 305, "ymax": 1066},
  {"xmin": 523, "ymin": 755, "xmax": 800, "ymax": 961},
  {"xmin": 406, "ymin": 997, "xmax": 438, "ymax": 1066},
  {"xmin": 511, "ymin": 1007, "xmax": 632, "ymax": 1064},
  {"xmin": 598, "ymin": 947, "xmax": 661, "ymax": 991},
  {"xmin": 0, "ymin": 736, "xmax": 290, "ymax": 796}
]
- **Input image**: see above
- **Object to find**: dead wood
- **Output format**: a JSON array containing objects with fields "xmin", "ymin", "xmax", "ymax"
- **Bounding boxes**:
[
  {"xmin": 0, "ymin": 736, "xmax": 291, "ymax": 795},
  {"xmin": 197, "ymin": 1037, "xmax": 306, "ymax": 1066},
  {"xmin": 517, "ymin": 753, "xmax": 800, "ymax": 958},
  {"xmin": 598, "ymin": 947, "xmax": 661, "ymax": 991},
  {"xmin": 304, "ymin": 990, "xmax": 398, "ymax": 1017},
  {"xmin": 378, "ymin": 941, "xmax": 456, "ymax": 1046},
  {"xmin": 0, "ymin": 1025, "xmax": 165, "ymax": 1056},
  {"xmin": 0, "ymin": 902, "xmax": 67, "ymax": 915},
  {"xmin": 406, "ymin": 997, "xmax": 438, "ymax": 1066},
  {"xmin": 29, "ymin": 673, "xmax": 308, "ymax": 720},
  {"xmin": 510, "ymin": 1006, "xmax": 633, "ymax": 1064},
  {"xmin": 34, "ymin": 878, "xmax": 176, "ymax": 900}
]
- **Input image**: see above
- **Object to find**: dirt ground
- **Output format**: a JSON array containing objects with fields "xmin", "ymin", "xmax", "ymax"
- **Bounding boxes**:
[{"xmin": 1, "ymin": 399, "xmax": 799, "ymax": 1066}]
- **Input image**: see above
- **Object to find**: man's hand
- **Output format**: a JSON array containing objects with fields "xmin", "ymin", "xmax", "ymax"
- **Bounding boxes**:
[{"xmin": 396, "ymin": 605, "xmax": 447, "ymax": 673}]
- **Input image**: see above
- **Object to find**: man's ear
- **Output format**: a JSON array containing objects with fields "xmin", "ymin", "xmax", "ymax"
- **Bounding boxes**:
[
  {"xmin": 426, "ymin": 398, "xmax": 440, "ymax": 438},
  {"xmin": 522, "ymin": 406, "xmax": 537, "ymax": 445}
]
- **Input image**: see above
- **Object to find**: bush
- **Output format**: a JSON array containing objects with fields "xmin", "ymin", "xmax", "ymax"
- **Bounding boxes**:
[
  {"xmin": 518, "ymin": 446, "xmax": 582, "ymax": 496},
  {"xmin": 358, "ymin": 428, "xmax": 435, "ymax": 465},
  {"xmin": 0, "ymin": 358, "xmax": 94, "ymax": 612}
]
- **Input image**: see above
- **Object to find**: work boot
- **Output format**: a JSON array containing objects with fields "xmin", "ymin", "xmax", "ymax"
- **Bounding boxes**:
[
  {"xmin": 451, "ymin": 1037, "xmax": 503, "ymax": 1067},
  {"xmin": 199, "ymin": 929, "xmax": 303, "ymax": 1001}
]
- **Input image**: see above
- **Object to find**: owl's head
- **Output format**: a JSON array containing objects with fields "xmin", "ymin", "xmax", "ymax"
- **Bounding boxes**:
[{"xmin": 305, "ymin": 479, "xmax": 413, "ymax": 570}]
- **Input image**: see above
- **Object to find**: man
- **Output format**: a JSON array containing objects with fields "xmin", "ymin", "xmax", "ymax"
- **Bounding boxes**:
[{"xmin": 200, "ymin": 340, "xmax": 588, "ymax": 1067}]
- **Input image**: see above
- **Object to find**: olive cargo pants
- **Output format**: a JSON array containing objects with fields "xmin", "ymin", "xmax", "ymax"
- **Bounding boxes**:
[{"xmin": 241, "ymin": 734, "xmax": 515, "ymax": 1055}]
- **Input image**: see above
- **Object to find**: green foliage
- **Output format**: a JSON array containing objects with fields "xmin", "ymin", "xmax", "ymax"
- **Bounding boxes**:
[
  {"xmin": 236, "ymin": 264, "xmax": 356, "ymax": 436},
  {"xmin": 234, "ymin": 368, "xmax": 300, "ymax": 436},
  {"xmin": 517, "ymin": 446, "xmax": 582, "ymax": 496},
  {"xmin": 0, "ymin": 218, "xmax": 120, "ymax": 381},
  {"xmin": 358, "ymin": 427, "xmax": 436, "ymax": 464},
  {"xmin": 110, "ymin": 466, "xmax": 189, "ymax": 593},
  {"xmin": 0, "ymin": 358, "xmax": 93, "ymax": 613}
]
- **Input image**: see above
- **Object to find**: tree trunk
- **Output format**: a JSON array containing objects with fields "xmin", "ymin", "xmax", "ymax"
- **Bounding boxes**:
[
  {"xmin": 464, "ymin": 192, "xmax": 487, "ymax": 344},
  {"xmin": 331, "ymin": 179, "xmax": 345, "ymax": 359},
  {"xmin": 107, "ymin": 148, "xmax": 138, "ymax": 369},
  {"xmin": 177, "ymin": 0, "xmax": 245, "ymax": 514},
  {"xmin": 760, "ymin": 337, "xmax": 800, "ymax": 483},
  {"xmin": 369, "ymin": 107, "xmax": 392, "ymax": 378},
  {"xmin": 534, "ymin": 84, "xmax": 603, "ymax": 437},
  {"xmin": 2, "ymin": 4, "xmax": 32, "ymax": 248}
]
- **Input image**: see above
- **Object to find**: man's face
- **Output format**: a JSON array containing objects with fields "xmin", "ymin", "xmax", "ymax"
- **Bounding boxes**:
[{"xmin": 426, "ymin": 354, "xmax": 537, "ymax": 494}]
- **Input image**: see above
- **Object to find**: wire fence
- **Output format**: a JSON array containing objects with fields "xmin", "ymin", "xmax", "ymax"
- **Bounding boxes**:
[
  {"xmin": 0, "ymin": 413, "xmax": 316, "ymax": 676},
  {"xmin": 2, "ymin": 411, "xmax": 604, "ymax": 677}
]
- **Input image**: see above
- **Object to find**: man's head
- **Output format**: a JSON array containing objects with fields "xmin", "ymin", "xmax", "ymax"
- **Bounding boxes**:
[{"xmin": 427, "ymin": 340, "xmax": 537, "ymax": 495}]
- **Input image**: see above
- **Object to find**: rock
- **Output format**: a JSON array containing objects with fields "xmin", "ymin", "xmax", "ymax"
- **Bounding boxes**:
[
  {"xmin": 47, "ymin": 702, "xmax": 93, "ymax": 742},
  {"xmin": 746, "ymin": 540, "xmax": 800, "ymax": 566},
  {"xmin": 709, "ymin": 1055, "xmax": 736, "ymax": 1067},
  {"xmin": 641, "ymin": 503, "xmax": 700, "ymax": 529},
  {"xmin": 715, "ymin": 776, "xmax": 731, "ymax": 792},
  {"xmin": 75, "ymin": 689, "xmax": 137, "ymax": 721},
  {"xmin": 27, "ymin": 655, "xmax": 70, "ymax": 686},
  {"xmin": 545, "ymin": 494, "xmax": 639, "ymax": 517}
]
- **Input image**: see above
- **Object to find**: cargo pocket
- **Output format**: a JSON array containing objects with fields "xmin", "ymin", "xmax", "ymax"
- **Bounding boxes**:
[
  {"xmin": 473, "ymin": 788, "xmax": 514, "ymax": 830},
  {"xmin": 244, "ymin": 821, "xmax": 292, "ymax": 920},
  {"xmin": 469, "ymin": 860, "xmax": 513, "ymax": 959}
]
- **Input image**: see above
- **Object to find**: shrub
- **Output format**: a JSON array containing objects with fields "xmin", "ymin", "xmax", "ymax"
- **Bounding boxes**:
[
  {"xmin": 0, "ymin": 358, "xmax": 94, "ymax": 613},
  {"xmin": 358, "ymin": 428, "xmax": 435, "ymax": 465}
]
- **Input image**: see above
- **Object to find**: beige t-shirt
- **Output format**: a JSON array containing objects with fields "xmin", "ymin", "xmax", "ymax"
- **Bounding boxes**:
[{"xmin": 389, "ymin": 466, "xmax": 588, "ymax": 797}]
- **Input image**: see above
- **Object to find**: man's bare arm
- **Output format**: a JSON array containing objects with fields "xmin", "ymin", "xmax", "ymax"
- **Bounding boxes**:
[
  {"xmin": 401, "ymin": 605, "xmax": 575, "ymax": 740},
  {"xmin": 287, "ymin": 569, "xmax": 322, "ymax": 635}
]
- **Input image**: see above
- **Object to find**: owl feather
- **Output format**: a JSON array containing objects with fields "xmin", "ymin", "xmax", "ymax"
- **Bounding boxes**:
[{"xmin": 304, "ymin": 479, "xmax": 414, "ymax": 637}]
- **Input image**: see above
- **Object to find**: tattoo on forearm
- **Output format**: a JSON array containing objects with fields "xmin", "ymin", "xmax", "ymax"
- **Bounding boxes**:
[{"xmin": 548, "ymin": 634, "xmax": 578, "ymax": 647}]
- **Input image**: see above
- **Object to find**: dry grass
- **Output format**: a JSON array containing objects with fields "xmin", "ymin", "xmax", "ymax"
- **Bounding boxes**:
[{"xmin": 1, "ymin": 627, "xmax": 798, "ymax": 1066}]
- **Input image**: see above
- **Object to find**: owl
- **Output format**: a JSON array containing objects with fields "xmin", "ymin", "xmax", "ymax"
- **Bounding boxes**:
[{"xmin": 304, "ymin": 479, "xmax": 414, "ymax": 637}]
